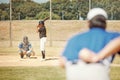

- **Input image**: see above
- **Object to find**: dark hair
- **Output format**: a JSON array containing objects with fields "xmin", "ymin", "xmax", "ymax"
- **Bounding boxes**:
[
  {"xmin": 39, "ymin": 21, "xmax": 44, "ymax": 25},
  {"xmin": 89, "ymin": 15, "xmax": 106, "ymax": 29},
  {"xmin": 37, "ymin": 21, "xmax": 44, "ymax": 28}
]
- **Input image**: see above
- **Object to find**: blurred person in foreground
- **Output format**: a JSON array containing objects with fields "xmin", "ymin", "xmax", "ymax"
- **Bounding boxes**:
[
  {"xmin": 60, "ymin": 8, "xmax": 120, "ymax": 80},
  {"xmin": 18, "ymin": 36, "xmax": 35, "ymax": 59}
]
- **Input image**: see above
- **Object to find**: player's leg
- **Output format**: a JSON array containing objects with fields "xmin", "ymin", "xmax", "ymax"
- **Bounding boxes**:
[
  {"xmin": 40, "ymin": 38, "xmax": 45, "ymax": 59},
  {"xmin": 19, "ymin": 50, "xmax": 24, "ymax": 58},
  {"xmin": 26, "ymin": 50, "xmax": 32, "ymax": 58},
  {"xmin": 31, "ymin": 50, "xmax": 35, "ymax": 56},
  {"xmin": 40, "ymin": 37, "xmax": 47, "ymax": 60},
  {"xmin": 41, "ymin": 51, "xmax": 45, "ymax": 59},
  {"xmin": 42, "ymin": 37, "xmax": 47, "ymax": 59}
]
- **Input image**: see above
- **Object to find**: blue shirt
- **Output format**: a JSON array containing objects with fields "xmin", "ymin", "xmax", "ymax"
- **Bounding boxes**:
[
  {"xmin": 62, "ymin": 28, "xmax": 120, "ymax": 62},
  {"xmin": 18, "ymin": 42, "xmax": 32, "ymax": 51}
]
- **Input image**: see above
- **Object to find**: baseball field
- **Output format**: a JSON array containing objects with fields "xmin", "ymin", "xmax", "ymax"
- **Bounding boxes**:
[
  {"xmin": 0, "ymin": 20, "xmax": 120, "ymax": 80},
  {"xmin": 0, "ymin": 47, "xmax": 120, "ymax": 80}
]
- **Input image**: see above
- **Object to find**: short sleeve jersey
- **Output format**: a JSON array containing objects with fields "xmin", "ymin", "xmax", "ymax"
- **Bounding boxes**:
[
  {"xmin": 62, "ymin": 28, "xmax": 120, "ymax": 63},
  {"xmin": 38, "ymin": 26, "xmax": 47, "ymax": 38},
  {"xmin": 18, "ymin": 42, "xmax": 32, "ymax": 51}
]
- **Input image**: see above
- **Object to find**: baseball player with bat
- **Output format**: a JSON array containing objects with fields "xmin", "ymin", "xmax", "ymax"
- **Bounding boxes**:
[{"xmin": 37, "ymin": 17, "xmax": 49, "ymax": 60}]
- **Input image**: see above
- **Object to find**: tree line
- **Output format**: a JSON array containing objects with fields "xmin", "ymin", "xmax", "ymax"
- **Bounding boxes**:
[{"xmin": 0, "ymin": 0, "xmax": 120, "ymax": 20}]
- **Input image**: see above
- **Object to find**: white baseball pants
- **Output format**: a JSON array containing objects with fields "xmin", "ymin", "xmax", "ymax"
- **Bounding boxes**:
[
  {"xmin": 40, "ymin": 37, "xmax": 47, "ymax": 51},
  {"xmin": 65, "ymin": 61, "xmax": 110, "ymax": 80}
]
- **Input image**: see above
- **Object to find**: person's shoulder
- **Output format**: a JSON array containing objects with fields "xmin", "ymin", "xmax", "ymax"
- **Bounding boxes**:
[
  {"xmin": 107, "ymin": 31, "xmax": 120, "ymax": 34},
  {"xmin": 18, "ymin": 42, "xmax": 23, "ymax": 48},
  {"xmin": 107, "ymin": 31, "xmax": 120, "ymax": 36},
  {"xmin": 44, "ymin": 26, "xmax": 46, "ymax": 29},
  {"xmin": 28, "ymin": 42, "xmax": 32, "ymax": 46},
  {"xmin": 28, "ymin": 42, "xmax": 31, "ymax": 45},
  {"xmin": 105, "ymin": 31, "xmax": 120, "ymax": 40},
  {"xmin": 19, "ymin": 42, "xmax": 23, "ymax": 45},
  {"xmin": 40, "ymin": 26, "xmax": 46, "ymax": 30}
]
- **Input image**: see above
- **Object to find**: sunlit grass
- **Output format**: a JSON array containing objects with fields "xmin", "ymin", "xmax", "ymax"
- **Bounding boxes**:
[
  {"xmin": 0, "ymin": 66, "xmax": 120, "ymax": 80},
  {"xmin": 110, "ymin": 67, "xmax": 120, "ymax": 80},
  {"xmin": 0, "ymin": 66, "xmax": 65, "ymax": 80}
]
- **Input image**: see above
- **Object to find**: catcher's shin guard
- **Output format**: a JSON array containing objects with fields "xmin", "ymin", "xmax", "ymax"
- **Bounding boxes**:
[
  {"xmin": 20, "ymin": 53, "xmax": 24, "ymax": 58},
  {"xmin": 26, "ymin": 53, "xmax": 31, "ymax": 58}
]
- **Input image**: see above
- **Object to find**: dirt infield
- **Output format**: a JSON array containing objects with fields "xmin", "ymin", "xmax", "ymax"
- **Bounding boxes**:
[
  {"xmin": 0, "ymin": 55, "xmax": 60, "ymax": 67},
  {"xmin": 0, "ymin": 55, "xmax": 120, "ymax": 67}
]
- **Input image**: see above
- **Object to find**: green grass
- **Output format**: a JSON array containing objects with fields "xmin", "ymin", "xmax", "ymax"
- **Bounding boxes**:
[
  {"xmin": 0, "ymin": 67, "xmax": 65, "ymax": 80},
  {"xmin": 110, "ymin": 67, "xmax": 120, "ymax": 80},
  {"xmin": 0, "ymin": 66, "xmax": 120, "ymax": 80}
]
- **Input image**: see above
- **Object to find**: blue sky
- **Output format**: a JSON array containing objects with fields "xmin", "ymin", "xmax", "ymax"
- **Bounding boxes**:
[
  {"xmin": 0, "ymin": 0, "xmax": 49, "ymax": 3},
  {"xmin": 33, "ymin": 0, "xmax": 49, "ymax": 3},
  {"xmin": 0, "ymin": 0, "xmax": 9, "ymax": 3}
]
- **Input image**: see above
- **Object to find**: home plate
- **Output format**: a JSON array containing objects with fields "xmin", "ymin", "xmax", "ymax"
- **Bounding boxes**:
[{"xmin": 29, "ymin": 56, "xmax": 37, "ymax": 59}]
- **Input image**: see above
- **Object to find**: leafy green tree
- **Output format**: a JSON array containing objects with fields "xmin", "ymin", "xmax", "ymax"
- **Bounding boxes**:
[
  {"xmin": 0, "ymin": 0, "xmax": 120, "ymax": 20},
  {"xmin": 36, "ymin": 12, "xmax": 49, "ymax": 19},
  {"xmin": 36, "ymin": 11, "xmax": 60, "ymax": 20}
]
